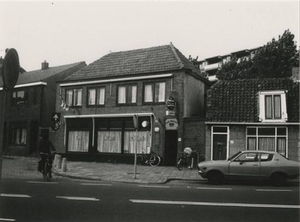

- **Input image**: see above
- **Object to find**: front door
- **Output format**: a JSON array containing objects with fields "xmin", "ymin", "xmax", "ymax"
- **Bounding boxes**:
[
  {"xmin": 212, "ymin": 134, "xmax": 227, "ymax": 160},
  {"xmin": 164, "ymin": 130, "xmax": 178, "ymax": 166}
]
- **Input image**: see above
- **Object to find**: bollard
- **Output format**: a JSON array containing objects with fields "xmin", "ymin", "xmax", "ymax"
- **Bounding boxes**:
[
  {"xmin": 56, "ymin": 155, "xmax": 62, "ymax": 169},
  {"xmin": 61, "ymin": 158, "xmax": 67, "ymax": 172}
]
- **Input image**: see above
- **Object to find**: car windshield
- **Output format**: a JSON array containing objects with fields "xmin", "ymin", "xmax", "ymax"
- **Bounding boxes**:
[{"xmin": 228, "ymin": 151, "xmax": 241, "ymax": 161}]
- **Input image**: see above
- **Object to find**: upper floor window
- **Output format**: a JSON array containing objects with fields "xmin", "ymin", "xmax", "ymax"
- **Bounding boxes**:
[
  {"xmin": 117, "ymin": 85, "xmax": 137, "ymax": 105},
  {"xmin": 88, "ymin": 87, "xmax": 105, "ymax": 106},
  {"xmin": 259, "ymin": 91, "xmax": 287, "ymax": 122},
  {"xmin": 11, "ymin": 90, "xmax": 28, "ymax": 105},
  {"xmin": 66, "ymin": 88, "xmax": 82, "ymax": 106},
  {"xmin": 144, "ymin": 82, "xmax": 166, "ymax": 103}
]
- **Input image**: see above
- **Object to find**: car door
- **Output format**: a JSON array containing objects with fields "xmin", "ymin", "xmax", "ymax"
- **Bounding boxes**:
[{"xmin": 228, "ymin": 152, "xmax": 260, "ymax": 180}]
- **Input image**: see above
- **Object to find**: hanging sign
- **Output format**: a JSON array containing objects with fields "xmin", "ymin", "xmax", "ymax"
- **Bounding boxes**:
[
  {"xmin": 166, "ymin": 96, "xmax": 176, "ymax": 110},
  {"xmin": 165, "ymin": 118, "xmax": 178, "ymax": 130}
]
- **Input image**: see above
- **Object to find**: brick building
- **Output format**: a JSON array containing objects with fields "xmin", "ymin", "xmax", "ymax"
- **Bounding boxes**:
[
  {"xmin": 0, "ymin": 61, "xmax": 86, "ymax": 156},
  {"xmin": 205, "ymin": 77, "xmax": 300, "ymax": 162},
  {"xmin": 54, "ymin": 44, "xmax": 211, "ymax": 165}
]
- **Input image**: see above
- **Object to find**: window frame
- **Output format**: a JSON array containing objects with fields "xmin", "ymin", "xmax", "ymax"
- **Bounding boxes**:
[
  {"xmin": 11, "ymin": 90, "xmax": 28, "ymax": 106},
  {"xmin": 65, "ymin": 88, "xmax": 83, "ymax": 107},
  {"xmin": 259, "ymin": 90, "xmax": 287, "ymax": 122},
  {"xmin": 9, "ymin": 122, "xmax": 27, "ymax": 145},
  {"xmin": 87, "ymin": 86, "xmax": 106, "ymax": 107},
  {"xmin": 246, "ymin": 126, "xmax": 288, "ymax": 157},
  {"xmin": 117, "ymin": 84, "xmax": 137, "ymax": 106},
  {"xmin": 143, "ymin": 81, "xmax": 166, "ymax": 104}
]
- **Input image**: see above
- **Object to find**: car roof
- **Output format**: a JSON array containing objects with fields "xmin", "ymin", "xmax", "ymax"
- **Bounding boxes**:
[{"xmin": 241, "ymin": 150, "xmax": 276, "ymax": 154}]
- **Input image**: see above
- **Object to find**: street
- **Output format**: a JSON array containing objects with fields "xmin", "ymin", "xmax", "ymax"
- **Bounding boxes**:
[{"xmin": 0, "ymin": 176, "xmax": 299, "ymax": 222}]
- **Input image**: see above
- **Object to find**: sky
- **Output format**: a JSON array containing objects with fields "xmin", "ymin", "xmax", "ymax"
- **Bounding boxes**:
[{"xmin": 0, "ymin": 0, "xmax": 299, "ymax": 72}]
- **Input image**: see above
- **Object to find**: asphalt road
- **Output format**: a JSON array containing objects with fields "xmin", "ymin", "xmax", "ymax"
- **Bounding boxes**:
[{"xmin": 0, "ymin": 176, "xmax": 299, "ymax": 222}]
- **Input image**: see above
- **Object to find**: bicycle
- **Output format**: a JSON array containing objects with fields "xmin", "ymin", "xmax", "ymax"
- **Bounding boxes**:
[
  {"xmin": 136, "ymin": 151, "xmax": 161, "ymax": 166},
  {"xmin": 39, "ymin": 152, "xmax": 55, "ymax": 181},
  {"xmin": 177, "ymin": 149, "xmax": 198, "ymax": 170}
]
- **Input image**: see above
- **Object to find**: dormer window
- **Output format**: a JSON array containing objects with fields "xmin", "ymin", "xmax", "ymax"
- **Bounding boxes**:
[{"xmin": 259, "ymin": 90, "xmax": 287, "ymax": 122}]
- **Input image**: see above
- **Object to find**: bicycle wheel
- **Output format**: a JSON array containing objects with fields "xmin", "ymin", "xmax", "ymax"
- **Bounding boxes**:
[
  {"xmin": 44, "ymin": 162, "xmax": 51, "ymax": 182},
  {"xmin": 149, "ymin": 155, "xmax": 161, "ymax": 166},
  {"xmin": 136, "ymin": 155, "xmax": 143, "ymax": 165},
  {"xmin": 177, "ymin": 158, "xmax": 184, "ymax": 170}
]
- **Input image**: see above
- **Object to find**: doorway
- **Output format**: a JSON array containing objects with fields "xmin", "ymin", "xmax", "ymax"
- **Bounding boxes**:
[{"xmin": 164, "ymin": 130, "xmax": 178, "ymax": 166}]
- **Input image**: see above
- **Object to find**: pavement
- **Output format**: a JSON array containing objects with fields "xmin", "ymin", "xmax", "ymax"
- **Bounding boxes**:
[
  {"xmin": 1, "ymin": 156, "xmax": 299, "ymax": 185},
  {"xmin": 0, "ymin": 156, "xmax": 203, "ymax": 184}
]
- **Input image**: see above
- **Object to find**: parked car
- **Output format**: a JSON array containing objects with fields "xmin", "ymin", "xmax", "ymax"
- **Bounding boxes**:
[{"xmin": 198, "ymin": 150, "xmax": 300, "ymax": 185}]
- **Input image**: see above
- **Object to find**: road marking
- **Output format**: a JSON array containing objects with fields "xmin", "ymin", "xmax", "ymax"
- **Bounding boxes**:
[
  {"xmin": 0, "ymin": 218, "xmax": 16, "ymax": 221},
  {"xmin": 56, "ymin": 196, "xmax": 99, "ymax": 201},
  {"xmin": 129, "ymin": 199, "xmax": 300, "ymax": 209},
  {"xmin": 138, "ymin": 185, "xmax": 170, "ymax": 189},
  {"xmin": 196, "ymin": 187, "xmax": 232, "ymax": 191},
  {"xmin": 81, "ymin": 183, "xmax": 112, "ymax": 186},
  {"xmin": 256, "ymin": 189, "xmax": 292, "ymax": 192},
  {"xmin": 27, "ymin": 181, "xmax": 58, "ymax": 184},
  {"xmin": 1, "ymin": 194, "xmax": 31, "ymax": 198}
]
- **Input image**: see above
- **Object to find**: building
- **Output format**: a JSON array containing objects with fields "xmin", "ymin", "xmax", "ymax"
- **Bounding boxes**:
[
  {"xmin": 0, "ymin": 61, "xmax": 86, "ymax": 156},
  {"xmin": 205, "ymin": 76, "xmax": 299, "ymax": 162},
  {"xmin": 196, "ymin": 48, "xmax": 260, "ymax": 82},
  {"xmin": 54, "ymin": 44, "xmax": 211, "ymax": 165}
]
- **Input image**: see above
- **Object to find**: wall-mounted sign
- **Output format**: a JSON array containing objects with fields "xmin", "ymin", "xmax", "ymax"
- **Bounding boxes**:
[
  {"xmin": 166, "ymin": 96, "xmax": 176, "ymax": 111},
  {"xmin": 165, "ymin": 118, "xmax": 178, "ymax": 130}
]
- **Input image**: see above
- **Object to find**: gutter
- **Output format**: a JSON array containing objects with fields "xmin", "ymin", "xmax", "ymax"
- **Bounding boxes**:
[{"xmin": 205, "ymin": 121, "xmax": 300, "ymax": 125}]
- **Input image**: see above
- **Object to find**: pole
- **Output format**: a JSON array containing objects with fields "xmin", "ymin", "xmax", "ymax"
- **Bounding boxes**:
[
  {"xmin": 0, "ymin": 89, "xmax": 7, "ymax": 190},
  {"xmin": 134, "ymin": 127, "xmax": 138, "ymax": 179}
]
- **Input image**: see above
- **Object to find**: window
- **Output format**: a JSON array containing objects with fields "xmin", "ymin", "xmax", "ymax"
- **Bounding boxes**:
[
  {"xmin": 11, "ymin": 90, "xmax": 28, "ymax": 105},
  {"xmin": 88, "ymin": 87, "xmax": 105, "ymax": 106},
  {"xmin": 234, "ymin": 152, "xmax": 259, "ymax": 162},
  {"xmin": 144, "ymin": 82, "xmax": 166, "ymax": 103},
  {"xmin": 9, "ymin": 123, "xmax": 27, "ymax": 145},
  {"xmin": 259, "ymin": 91, "xmax": 287, "ymax": 122},
  {"xmin": 246, "ymin": 127, "xmax": 287, "ymax": 157},
  {"xmin": 66, "ymin": 88, "xmax": 82, "ymax": 106},
  {"xmin": 117, "ymin": 85, "xmax": 137, "ymax": 105}
]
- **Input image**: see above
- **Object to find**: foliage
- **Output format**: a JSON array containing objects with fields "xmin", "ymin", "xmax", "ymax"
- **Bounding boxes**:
[{"xmin": 216, "ymin": 30, "xmax": 299, "ymax": 80}]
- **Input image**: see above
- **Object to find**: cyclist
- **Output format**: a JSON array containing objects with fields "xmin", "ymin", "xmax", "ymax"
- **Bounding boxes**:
[{"xmin": 38, "ymin": 134, "xmax": 56, "ymax": 177}]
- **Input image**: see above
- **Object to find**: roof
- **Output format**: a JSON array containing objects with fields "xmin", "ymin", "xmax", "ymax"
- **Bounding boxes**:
[
  {"xmin": 206, "ymin": 78, "xmax": 299, "ymax": 123},
  {"xmin": 64, "ymin": 43, "xmax": 206, "ymax": 82},
  {"xmin": 0, "ymin": 62, "xmax": 86, "ymax": 87}
]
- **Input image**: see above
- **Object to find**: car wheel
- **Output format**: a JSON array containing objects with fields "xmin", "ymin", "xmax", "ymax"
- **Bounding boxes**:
[
  {"xmin": 207, "ymin": 171, "xmax": 223, "ymax": 185},
  {"xmin": 270, "ymin": 173, "xmax": 287, "ymax": 186}
]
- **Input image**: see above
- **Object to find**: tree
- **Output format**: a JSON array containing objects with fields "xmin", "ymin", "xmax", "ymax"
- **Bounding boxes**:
[{"xmin": 216, "ymin": 30, "xmax": 299, "ymax": 80}]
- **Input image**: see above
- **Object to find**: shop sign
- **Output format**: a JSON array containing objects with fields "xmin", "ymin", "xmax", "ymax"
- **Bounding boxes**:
[
  {"xmin": 165, "ymin": 118, "xmax": 178, "ymax": 130},
  {"xmin": 166, "ymin": 96, "xmax": 176, "ymax": 110}
]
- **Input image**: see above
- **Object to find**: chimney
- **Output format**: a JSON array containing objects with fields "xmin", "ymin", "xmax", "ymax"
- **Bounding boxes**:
[{"xmin": 41, "ymin": 60, "xmax": 49, "ymax": 70}]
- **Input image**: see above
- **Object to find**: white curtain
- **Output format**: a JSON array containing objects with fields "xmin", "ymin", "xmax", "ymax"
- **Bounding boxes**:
[
  {"xmin": 247, "ymin": 138, "xmax": 256, "ymax": 150},
  {"xmin": 277, "ymin": 138, "xmax": 286, "ymax": 156},
  {"xmin": 274, "ymin": 95, "xmax": 281, "ymax": 119},
  {"xmin": 68, "ymin": 131, "xmax": 89, "ymax": 152},
  {"xmin": 21, "ymin": 128, "xmax": 27, "ymax": 144},
  {"xmin": 144, "ymin": 85, "xmax": 153, "ymax": 102},
  {"xmin": 98, "ymin": 88, "xmax": 105, "ymax": 105},
  {"xmin": 97, "ymin": 131, "xmax": 122, "ymax": 153},
  {"xmin": 157, "ymin": 82, "xmax": 166, "ymax": 102},
  {"xmin": 74, "ymin": 89, "xmax": 82, "ymax": 105},
  {"xmin": 118, "ymin": 87, "xmax": 126, "ymax": 104},
  {"xmin": 258, "ymin": 137, "xmax": 275, "ymax": 151},
  {"xmin": 66, "ymin": 90, "xmax": 73, "ymax": 106},
  {"xmin": 123, "ymin": 131, "xmax": 151, "ymax": 154},
  {"xmin": 88, "ymin": 89, "xmax": 96, "ymax": 105},
  {"xmin": 131, "ymin": 86, "xmax": 137, "ymax": 103}
]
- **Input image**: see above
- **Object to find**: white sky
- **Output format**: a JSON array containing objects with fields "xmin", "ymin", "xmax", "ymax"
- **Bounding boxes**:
[{"xmin": 0, "ymin": 0, "xmax": 299, "ymax": 71}]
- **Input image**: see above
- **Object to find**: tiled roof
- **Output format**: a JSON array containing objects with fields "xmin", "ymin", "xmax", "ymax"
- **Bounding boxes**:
[
  {"xmin": 0, "ymin": 62, "xmax": 86, "ymax": 86},
  {"xmin": 206, "ymin": 78, "xmax": 299, "ymax": 122},
  {"xmin": 65, "ymin": 44, "xmax": 204, "ymax": 81}
]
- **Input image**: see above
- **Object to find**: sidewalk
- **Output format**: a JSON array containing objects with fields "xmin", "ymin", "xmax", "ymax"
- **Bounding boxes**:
[{"xmin": 1, "ymin": 156, "xmax": 203, "ymax": 184}]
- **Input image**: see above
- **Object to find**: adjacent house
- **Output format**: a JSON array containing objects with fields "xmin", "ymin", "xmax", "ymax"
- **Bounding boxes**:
[
  {"xmin": 205, "ymin": 76, "xmax": 299, "ymax": 162},
  {"xmin": 54, "ymin": 44, "xmax": 211, "ymax": 165},
  {"xmin": 0, "ymin": 61, "xmax": 86, "ymax": 156}
]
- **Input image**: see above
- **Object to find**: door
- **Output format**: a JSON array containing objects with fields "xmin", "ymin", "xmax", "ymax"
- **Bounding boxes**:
[
  {"xmin": 228, "ymin": 152, "xmax": 260, "ymax": 180},
  {"xmin": 164, "ymin": 130, "xmax": 178, "ymax": 166},
  {"xmin": 212, "ymin": 134, "xmax": 227, "ymax": 160}
]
